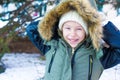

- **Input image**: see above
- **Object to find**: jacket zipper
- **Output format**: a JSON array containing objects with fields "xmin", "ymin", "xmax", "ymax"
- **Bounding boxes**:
[
  {"xmin": 88, "ymin": 55, "xmax": 93, "ymax": 80},
  {"xmin": 48, "ymin": 48, "xmax": 57, "ymax": 73},
  {"xmin": 71, "ymin": 48, "xmax": 75, "ymax": 69},
  {"xmin": 72, "ymin": 48, "xmax": 75, "ymax": 54}
]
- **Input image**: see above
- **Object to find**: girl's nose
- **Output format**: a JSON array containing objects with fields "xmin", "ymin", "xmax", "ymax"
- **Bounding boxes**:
[{"xmin": 70, "ymin": 30, "xmax": 76, "ymax": 37}]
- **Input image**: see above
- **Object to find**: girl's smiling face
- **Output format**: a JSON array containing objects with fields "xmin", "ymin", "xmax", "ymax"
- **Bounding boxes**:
[{"xmin": 62, "ymin": 21, "xmax": 86, "ymax": 48}]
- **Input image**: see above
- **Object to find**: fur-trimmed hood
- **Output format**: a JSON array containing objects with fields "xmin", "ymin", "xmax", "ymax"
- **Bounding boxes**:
[{"xmin": 38, "ymin": 0, "xmax": 103, "ymax": 50}]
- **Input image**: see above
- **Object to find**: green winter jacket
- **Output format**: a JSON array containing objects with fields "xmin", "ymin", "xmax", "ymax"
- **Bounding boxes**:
[
  {"xmin": 44, "ymin": 38, "xmax": 103, "ymax": 80},
  {"xmin": 27, "ymin": 0, "xmax": 104, "ymax": 80}
]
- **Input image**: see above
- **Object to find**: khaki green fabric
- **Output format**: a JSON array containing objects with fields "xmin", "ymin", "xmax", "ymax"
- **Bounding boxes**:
[{"xmin": 44, "ymin": 38, "xmax": 103, "ymax": 80}]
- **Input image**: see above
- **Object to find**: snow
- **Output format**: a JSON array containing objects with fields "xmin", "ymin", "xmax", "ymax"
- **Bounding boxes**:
[
  {"xmin": 0, "ymin": 53, "xmax": 120, "ymax": 80},
  {"xmin": 0, "ymin": 20, "xmax": 9, "ymax": 28},
  {"xmin": 0, "ymin": 53, "xmax": 45, "ymax": 80},
  {"xmin": 99, "ymin": 64, "xmax": 120, "ymax": 80},
  {"xmin": 99, "ymin": 3, "xmax": 120, "ymax": 31}
]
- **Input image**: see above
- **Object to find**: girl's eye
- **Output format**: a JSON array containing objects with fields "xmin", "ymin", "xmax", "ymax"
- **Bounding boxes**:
[
  {"xmin": 64, "ymin": 27, "xmax": 71, "ymax": 30},
  {"xmin": 66, "ymin": 27, "xmax": 70, "ymax": 29},
  {"xmin": 77, "ymin": 28, "xmax": 82, "ymax": 30}
]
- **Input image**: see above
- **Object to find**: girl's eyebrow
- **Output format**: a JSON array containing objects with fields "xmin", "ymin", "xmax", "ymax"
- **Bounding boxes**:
[{"xmin": 63, "ymin": 24, "xmax": 71, "ymax": 26}]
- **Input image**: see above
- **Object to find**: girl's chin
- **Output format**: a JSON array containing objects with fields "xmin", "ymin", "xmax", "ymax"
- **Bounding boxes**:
[{"xmin": 69, "ymin": 44, "xmax": 77, "ymax": 48}]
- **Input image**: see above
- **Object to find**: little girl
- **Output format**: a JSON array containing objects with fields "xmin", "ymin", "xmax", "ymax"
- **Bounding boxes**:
[{"xmin": 27, "ymin": 0, "xmax": 104, "ymax": 80}]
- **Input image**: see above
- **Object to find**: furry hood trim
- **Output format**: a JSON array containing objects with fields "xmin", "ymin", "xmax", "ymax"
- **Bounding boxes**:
[{"xmin": 38, "ymin": 0, "xmax": 103, "ymax": 50}]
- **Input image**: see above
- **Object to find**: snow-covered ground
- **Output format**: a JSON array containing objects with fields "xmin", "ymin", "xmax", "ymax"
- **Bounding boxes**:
[
  {"xmin": 0, "ymin": 53, "xmax": 120, "ymax": 80},
  {"xmin": 0, "ymin": 53, "xmax": 46, "ymax": 80}
]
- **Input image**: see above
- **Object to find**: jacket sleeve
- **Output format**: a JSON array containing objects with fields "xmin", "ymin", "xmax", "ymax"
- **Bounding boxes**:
[
  {"xmin": 26, "ymin": 21, "xmax": 50, "ymax": 55},
  {"xmin": 101, "ymin": 21, "xmax": 120, "ymax": 69},
  {"xmin": 103, "ymin": 21, "xmax": 120, "ymax": 49}
]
